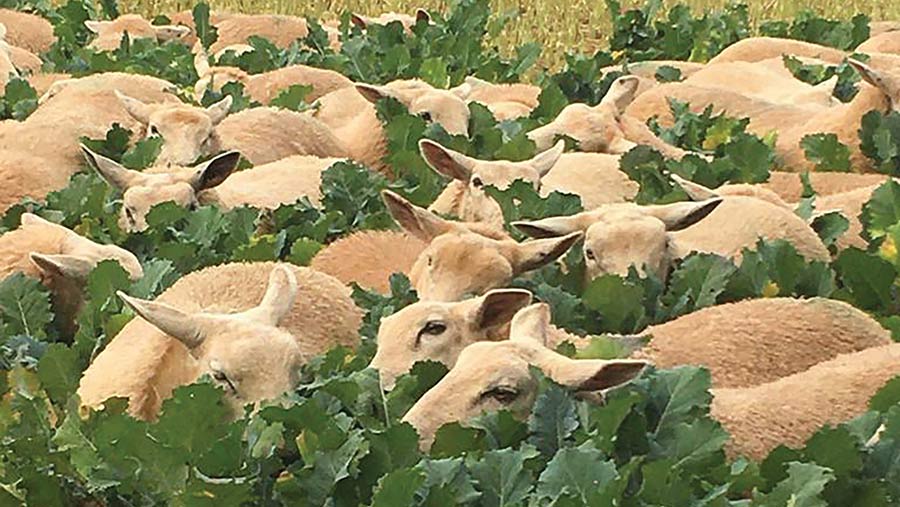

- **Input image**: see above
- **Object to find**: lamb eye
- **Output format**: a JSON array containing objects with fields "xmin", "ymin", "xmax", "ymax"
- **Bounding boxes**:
[
  {"xmin": 149, "ymin": 125, "xmax": 160, "ymax": 136},
  {"xmin": 419, "ymin": 111, "xmax": 432, "ymax": 122},
  {"xmin": 482, "ymin": 386, "xmax": 519, "ymax": 404},
  {"xmin": 585, "ymin": 248, "xmax": 596, "ymax": 261},
  {"xmin": 416, "ymin": 320, "xmax": 447, "ymax": 345},
  {"xmin": 211, "ymin": 369, "xmax": 237, "ymax": 394},
  {"xmin": 188, "ymin": 201, "xmax": 198, "ymax": 211},
  {"xmin": 125, "ymin": 207, "xmax": 136, "ymax": 222},
  {"xmin": 471, "ymin": 176, "xmax": 484, "ymax": 188}
]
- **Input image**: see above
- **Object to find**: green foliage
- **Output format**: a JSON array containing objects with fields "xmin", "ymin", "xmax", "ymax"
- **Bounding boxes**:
[
  {"xmin": 802, "ymin": 133, "xmax": 851, "ymax": 172},
  {"xmin": 782, "ymin": 55, "xmax": 863, "ymax": 103},
  {"xmin": 759, "ymin": 11, "xmax": 869, "ymax": 50},
  {"xmin": 859, "ymin": 111, "xmax": 900, "ymax": 176},
  {"xmin": 0, "ymin": 78, "xmax": 38, "ymax": 120}
]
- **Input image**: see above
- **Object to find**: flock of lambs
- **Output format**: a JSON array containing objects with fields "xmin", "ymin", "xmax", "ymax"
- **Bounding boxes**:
[{"xmin": 0, "ymin": 6, "xmax": 899, "ymax": 460}]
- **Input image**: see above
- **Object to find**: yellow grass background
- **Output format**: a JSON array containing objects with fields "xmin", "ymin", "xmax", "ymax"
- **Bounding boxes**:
[{"xmin": 120, "ymin": 0, "xmax": 900, "ymax": 66}]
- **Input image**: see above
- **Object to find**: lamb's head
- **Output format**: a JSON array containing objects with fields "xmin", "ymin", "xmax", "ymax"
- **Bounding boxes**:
[
  {"xmin": 21, "ymin": 213, "xmax": 143, "ymax": 282},
  {"xmin": 402, "ymin": 303, "xmax": 649, "ymax": 449},
  {"xmin": 384, "ymin": 190, "xmax": 582, "ymax": 301},
  {"xmin": 192, "ymin": 42, "xmax": 251, "ymax": 102},
  {"xmin": 356, "ymin": 82, "xmax": 470, "ymax": 136},
  {"xmin": 671, "ymin": 174, "xmax": 790, "ymax": 209},
  {"xmin": 371, "ymin": 289, "xmax": 533, "ymax": 389},
  {"xmin": 513, "ymin": 199, "xmax": 722, "ymax": 281},
  {"xmin": 81, "ymin": 145, "xmax": 241, "ymax": 233},
  {"xmin": 419, "ymin": 139, "xmax": 565, "ymax": 225},
  {"xmin": 85, "ymin": 15, "xmax": 191, "ymax": 49},
  {"xmin": 849, "ymin": 58, "xmax": 900, "ymax": 112},
  {"xmin": 527, "ymin": 76, "xmax": 641, "ymax": 152},
  {"xmin": 117, "ymin": 265, "xmax": 304, "ymax": 410},
  {"xmin": 350, "ymin": 9, "xmax": 430, "ymax": 31},
  {"xmin": 115, "ymin": 91, "xmax": 232, "ymax": 165}
]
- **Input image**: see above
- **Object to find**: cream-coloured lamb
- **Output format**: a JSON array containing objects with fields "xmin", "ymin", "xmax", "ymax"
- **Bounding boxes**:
[
  {"xmin": 527, "ymin": 76, "xmax": 697, "ymax": 160},
  {"xmin": 0, "ymin": 73, "xmax": 179, "ymax": 175},
  {"xmin": 451, "ymin": 76, "xmax": 541, "ymax": 120},
  {"xmin": 625, "ymin": 58, "xmax": 900, "ymax": 172},
  {"xmin": 207, "ymin": 14, "xmax": 312, "ymax": 55},
  {"xmin": 514, "ymin": 196, "xmax": 830, "ymax": 281},
  {"xmin": 0, "ymin": 24, "xmax": 17, "ymax": 87},
  {"xmin": 683, "ymin": 60, "xmax": 839, "ymax": 107},
  {"xmin": 84, "ymin": 15, "xmax": 191, "ymax": 51},
  {"xmin": 402, "ymin": 303, "xmax": 648, "ymax": 449},
  {"xmin": 856, "ymin": 30, "xmax": 900, "ymax": 55},
  {"xmin": 314, "ymin": 82, "xmax": 470, "ymax": 176},
  {"xmin": 763, "ymin": 171, "xmax": 888, "ymax": 201},
  {"xmin": 0, "ymin": 149, "xmax": 73, "ymax": 213},
  {"xmin": 77, "ymin": 262, "xmax": 361, "ymax": 419},
  {"xmin": 82, "ymin": 145, "xmax": 346, "ymax": 232},
  {"xmin": 0, "ymin": 23, "xmax": 41, "ymax": 76},
  {"xmin": 310, "ymin": 191, "xmax": 579, "ymax": 300},
  {"xmin": 0, "ymin": 213, "xmax": 142, "ymax": 331},
  {"xmin": 708, "ymin": 37, "xmax": 847, "ymax": 65},
  {"xmin": 712, "ymin": 343, "xmax": 900, "ymax": 460},
  {"xmin": 0, "ymin": 9, "xmax": 55, "ymax": 54},
  {"xmin": 116, "ymin": 93, "xmax": 348, "ymax": 165},
  {"xmin": 193, "ymin": 44, "xmax": 353, "ymax": 103},
  {"xmin": 421, "ymin": 139, "xmax": 637, "ymax": 229}
]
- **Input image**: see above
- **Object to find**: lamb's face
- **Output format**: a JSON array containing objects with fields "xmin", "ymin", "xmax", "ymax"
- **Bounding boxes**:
[
  {"xmin": 407, "ymin": 91, "xmax": 470, "ymax": 136},
  {"xmin": 371, "ymin": 289, "xmax": 532, "ymax": 389},
  {"xmin": 419, "ymin": 139, "xmax": 564, "ymax": 227},
  {"xmin": 116, "ymin": 92, "xmax": 233, "ymax": 166},
  {"xmin": 513, "ymin": 199, "xmax": 723, "ymax": 283},
  {"xmin": 81, "ymin": 145, "xmax": 241, "ymax": 233},
  {"xmin": 117, "ymin": 265, "xmax": 304, "ymax": 413},
  {"xmin": 402, "ymin": 304, "xmax": 648, "ymax": 449},
  {"xmin": 850, "ymin": 58, "xmax": 900, "ymax": 113},
  {"xmin": 527, "ymin": 103, "xmax": 636, "ymax": 153}
]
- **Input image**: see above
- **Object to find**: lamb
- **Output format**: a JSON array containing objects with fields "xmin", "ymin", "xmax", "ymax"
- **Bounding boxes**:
[
  {"xmin": 402, "ymin": 303, "xmax": 649, "ymax": 449},
  {"xmin": 82, "ymin": 145, "xmax": 346, "ymax": 232},
  {"xmin": 207, "ymin": 14, "xmax": 313, "ymax": 55},
  {"xmin": 856, "ymin": 30, "xmax": 900, "ymax": 55},
  {"xmin": 0, "ymin": 213, "xmax": 142, "ymax": 332},
  {"xmin": 314, "ymin": 82, "xmax": 470, "ymax": 176},
  {"xmin": 421, "ymin": 139, "xmax": 637, "ymax": 229},
  {"xmin": 0, "ymin": 149, "xmax": 73, "ymax": 213},
  {"xmin": 0, "ymin": 73, "xmax": 179, "ymax": 175},
  {"xmin": 450, "ymin": 76, "xmax": 541, "ymax": 120},
  {"xmin": 513, "ymin": 196, "xmax": 830, "ymax": 281},
  {"xmin": 193, "ymin": 44, "xmax": 353, "ymax": 103},
  {"xmin": 371, "ymin": 288, "xmax": 534, "ymax": 388},
  {"xmin": 0, "ymin": 9, "xmax": 55, "ymax": 54},
  {"xmin": 115, "ymin": 93, "xmax": 348, "ymax": 165},
  {"xmin": 26, "ymin": 72, "xmax": 73, "ymax": 98},
  {"xmin": 601, "ymin": 60, "xmax": 706, "ymax": 80},
  {"xmin": 310, "ymin": 191, "xmax": 580, "ymax": 301},
  {"xmin": 707, "ymin": 37, "xmax": 847, "ymax": 65},
  {"xmin": 309, "ymin": 230, "xmax": 426, "ymax": 293},
  {"xmin": 0, "ymin": 23, "xmax": 41, "ymax": 75},
  {"xmin": 0, "ymin": 25, "xmax": 17, "ymax": 87},
  {"xmin": 761, "ymin": 171, "xmax": 888, "ymax": 201},
  {"xmin": 84, "ymin": 14, "xmax": 192, "ymax": 51},
  {"xmin": 77, "ymin": 262, "xmax": 362, "ymax": 419},
  {"xmin": 670, "ymin": 174, "xmax": 791, "ymax": 209},
  {"xmin": 385, "ymin": 190, "xmax": 581, "ymax": 301},
  {"xmin": 631, "ymin": 297, "xmax": 891, "ymax": 389},
  {"xmin": 527, "ymin": 76, "xmax": 696, "ymax": 160},
  {"xmin": 625, "ymin": 58, "xmax": 900, "ymax": 172},
  {"xmin": 683, "ymin": 60, "xmax": 839, "ymax": 107},
  {"xmin": 712, "ymin": 343, "xmax": 900, "ymax": 460}
]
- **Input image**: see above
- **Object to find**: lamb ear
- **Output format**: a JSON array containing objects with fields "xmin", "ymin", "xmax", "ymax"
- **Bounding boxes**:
[
  {"xmin": 548, "ymin": 359, "xmax": 649, "ymax": 392},
  {"xmin": 115, "ymin": 90, "xmax": 154, "ymax": 125},
  {"xmin": 80, "ymin": 144, "xmax": 143, "ymax": 190},
  {"xmin": 418, "ymin": 140, "xmax": 476, "ymax": 181},
  {"xmin": 349, "ymin": 13, "xmax": 368, "ymax": 29},
  {"xmin": 193, "ymin": 42, "xmax": 211, "ymax": 77},
  {"xmin": 30, "ymin": 253, "xmax": 95, "ymax": 279},
  {"xmin": 355, "ymin": 83, "xmax": 390, "ymax": 104},
  {"xmin": 191, "ymin": 151, "xmax": 241, "ymax": 190},
  {"xmin": 20, "ymin": 213, "xmax": 54, "ymax": 228},
  {"xmin": 473, "ymin": 289, "xmax": 533, "ymax": 330},
  {"xmin": 643, "ymin": 199, "xmax": 723, "ymax": 231},
  {"xmin": 415, "ymin": 9, "xmax": 430, "ymax": 23},
  {"xmin": 154, "ymin": 24, "xmax": 191, "ymax": 42},
  {"xmin": 849, "ymin": 59, "xmax": 886, "ymax": 91},
  {"xmin": 512, "ymin": 213, "xmax": 596, "ymax": 239},
  {"xmin": 84, "ymin": 20, "xmax": 107, "ymax": 34},
  {"xmin": 382, "ymin": 190, "xmax": 454, "ymax": 241},
  {"xmin": 529, "ymin": 140, "xmax": 565, "ymax": 177},
  {"xmin": 509, "ymin": 303, "xmax": 550, "ymax": 346},
  {"xmin": 669, "ymin": 174, "xmax": 718, "ymax": 201},
  {"xmin": 206, "ymin": 95, "xmax": 232, "ymax": 125},
  {"xmin": 243, "ymin": 265, "xmax": 298, "ymax": 326},
  {"xmin": 599, "ymin": 75, "xmax": 641, "ymax": 113},
  {"xmin": 508, "ymin": 232, "xmax": 583, "ymax": 274},
  {"xmin": 117, "ymin": 291, "xmax": 206, "ymax": 348}
]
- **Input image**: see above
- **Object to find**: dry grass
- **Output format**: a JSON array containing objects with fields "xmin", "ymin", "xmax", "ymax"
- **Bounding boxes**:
[{"xmin": 119, "ymin": 0, "xmax": 900, "ymax": 66}]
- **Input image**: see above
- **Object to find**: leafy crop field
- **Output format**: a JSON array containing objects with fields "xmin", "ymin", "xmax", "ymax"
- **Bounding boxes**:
[{"xmin": 0, "ymin": 0, "xmax": 899, "ymax": 505}]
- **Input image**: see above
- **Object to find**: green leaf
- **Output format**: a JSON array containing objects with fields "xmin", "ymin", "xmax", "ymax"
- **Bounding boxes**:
[
  {"xmin": 528, "ymin": 374, "xmax": 578, "ymax": 456},
  {"xmin": 0, "ymin": 273, "xmax": 54, "ymax": 339},
  {"xmin": 802, "ymin": 426, "xmax": 861, "ymax": 477},
  {"xmin": 752, "ymin": 462, "xmax": 834, "ymax": 507},
  {"xmin": 801, "ymin": 133, "xmax": 851, "ymax": 172},
  {"xmin": 192, "ymin": 2, "xmax": 217, "ymax": 50},
  {"xmin": 370, "ymin": 468, "xmax": 426, "ymax": 507},
  {"xmin": 468, "ymin": 445, "xmax": 539, "ymax": 507},
  {"xmin": 810, "ymin": 211, "xmax": 849, "ymax": 251},
  {"xmin": 37, "ymin": 344, "xmax": 80, "ymax": 405},
  {"xmin": 270, "ymin": 84, "xmax": 313, "ymax": 112},
  {"xmin": 582, "ymin": 275, "xmax": 647, "ymax": 333},
  {"xmin": 833, "ymin": 248, "xmax": 897, "ymax": 312},
  {"xmin": 150, "ymin": 383, "xmax": 234, "ymax": 458},
  {"xmin": 869, "ymin": 376, "xmax": 900, "ymax": 413},
  {"xmin": 861, "ymin": 180, "xmax": 900, "ymax": 241},
  {"xmin": 121, "ymin": 136, "xmax": 163, "ymax": 169},
  {"xmin": 1, "ymin": 78, "xmax": 39, "ymax": 120},
  {"xmin": 654, "ymin": 65, "xmax": 683, "ymax": 82},
  {"xmin": 536, "ymin": 446, "xmax": 620, "ymax": 504}
]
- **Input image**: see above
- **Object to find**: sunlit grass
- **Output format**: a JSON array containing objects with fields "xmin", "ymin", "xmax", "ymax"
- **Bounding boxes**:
[{"xmin": 118, "ymin": 0, "xmax": 900, "ymax": 67}]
